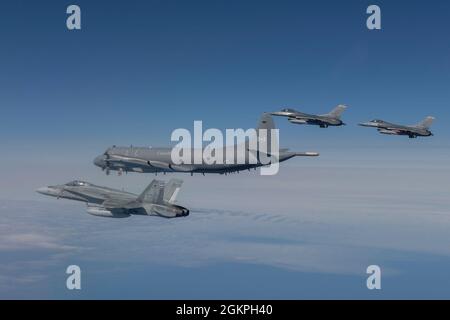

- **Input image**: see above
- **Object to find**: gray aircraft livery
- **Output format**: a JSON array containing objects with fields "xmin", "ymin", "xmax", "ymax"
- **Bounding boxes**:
[
  {"xmin": 359, "ymin": 116, "xmax": 435, "ymax": 138},
  {"xmin": 271, "ymin": 105, "xmax": 347, "ymax": 128},
  {"xmin": 36, "ymin": 179, "xmax": 189, "ymax": 218},
  {"xmin": 93, "ymin": 113, "xmax": 319, "ymax": 175}
]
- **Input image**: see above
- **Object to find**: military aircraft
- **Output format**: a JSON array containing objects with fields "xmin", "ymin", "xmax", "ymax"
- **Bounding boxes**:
[
  {"xmin": 93, "ymin": 113, "xmax": 319, "ymax": 176},
  {"xmin": 271, "ymin": 105, "xmax": 347, "ymax": 128},
  {"xmin": 359, "ymin": 116, "xmax": 435, "ymax": 138},
  {"xmin": 36, "ymin": 179, "xmax": 189, "ymax": 218}
]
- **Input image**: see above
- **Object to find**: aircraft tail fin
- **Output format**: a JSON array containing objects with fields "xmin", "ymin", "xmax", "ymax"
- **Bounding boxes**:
[
  {"xmin": 163, "ymin": 179, "xmax": 183, "ymax": 204},
  {"xmin": 137, "ymin": 179, "xmax": 165, "ymax": 204},
  {"xmin": 415, "ymin": 116, "xmax": 435, "ymax": 129},
  {"xmin": 257, "ymin": 112, "xmax": 276, "ymax": 132},
  {"xmin": 254, "ymin": 112, "xmax": 277, "ymax": 153},
  {"xmin": 323, "ymin": 104, "xmax": 347, "ymax": 119}
]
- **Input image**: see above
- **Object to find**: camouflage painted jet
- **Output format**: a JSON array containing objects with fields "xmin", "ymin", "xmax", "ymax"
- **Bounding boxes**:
[
  {"xmin": 36, "ymin": 179, "xmax": 189, "ymax": 218},
  {"xmin": 359, "ymin": 116, "xmax": 435, "ymax": 138},
  {"xmin": 271, "ymin": 105, "xmax": 347, "ymax": 128},
  {"xmin": 93, "ymin": 113, "xmax": 319, "ymax": 176}
]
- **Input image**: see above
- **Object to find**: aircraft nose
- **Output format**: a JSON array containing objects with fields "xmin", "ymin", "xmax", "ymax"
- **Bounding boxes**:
[
  {"xmin": 94, "ymin": 155, "xmax": 105, "ymax": 167},
  {"xmin": 36, "ymin": 187, "xmax": 52, "ymax": 195},
  {"xmin": 271, "ymin": 111, "xmax": 288, "ymax": 116}
]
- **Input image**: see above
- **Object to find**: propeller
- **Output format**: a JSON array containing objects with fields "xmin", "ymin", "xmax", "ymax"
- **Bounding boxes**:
[{"xmin": 103, "ymin": 149, "xmax": 112, "ymax": 174}]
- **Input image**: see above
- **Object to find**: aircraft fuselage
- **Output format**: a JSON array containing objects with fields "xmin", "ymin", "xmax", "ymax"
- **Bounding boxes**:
[{"xmin": 94, "ymin": 145, "xmax": 318, "ymax": 175}]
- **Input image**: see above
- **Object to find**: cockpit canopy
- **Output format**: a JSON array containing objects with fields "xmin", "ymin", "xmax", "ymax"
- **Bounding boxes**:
[
  {"xmin": 370, "ymin": 119, "xmax": 384, "ymax": 123},
  {"xmin": 281, "ymin": 108, "xmax": 296, "ymax": 113},
  {"xmin": 65, "ymin": 180, "xmax": 90, "ymax": 187}
]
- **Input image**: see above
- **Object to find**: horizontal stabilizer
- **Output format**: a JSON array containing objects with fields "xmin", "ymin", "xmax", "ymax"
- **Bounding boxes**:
[{"xmin": 295, "ymin": 152, "xmax": 320, "ymax": 157}]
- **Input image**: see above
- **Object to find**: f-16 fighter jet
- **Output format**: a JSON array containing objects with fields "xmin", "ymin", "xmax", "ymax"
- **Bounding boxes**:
[
  {"xmin": 93, "ymin": 113, "xmax": 319, "ymax": 176},
  {"xmin": 359, "ymin": 116, "xmax": 435, "ymax": 138},
  {"xmin": 36, "ymin": 179, "xmax": 189, "ymax": 218},
  {"xmin": 271, "ymin": 105, "xmax": 347, "ymax": 128}
]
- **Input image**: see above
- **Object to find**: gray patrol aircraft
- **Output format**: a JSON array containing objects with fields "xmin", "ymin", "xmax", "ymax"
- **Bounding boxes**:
[
  {"xmin": 271, "ymin": 105, "xmax": 347, "ymax": 128},
  {"xmin": 36, "ymin": 179, "xmax": 189, "ymax": 218},
  {"xmin": 93, "ymin": 113, "xmax": 319, "ymax": 176},
  {"xmin": 359, "ymin": 116, "xmax": 435, "ymax": 138}
]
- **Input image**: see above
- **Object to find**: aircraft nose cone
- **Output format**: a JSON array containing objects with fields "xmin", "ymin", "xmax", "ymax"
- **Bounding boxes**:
[
  {"xmin": 271, "ymin": 111, "xmax": 288, "ymax": 116},
  {"xmin": 36, "ymin": 187, "xmax": 51, "ymax": 195},
  {"xmin": 94, "ymin": 155, "xmax": 105, "ymax": 167}
]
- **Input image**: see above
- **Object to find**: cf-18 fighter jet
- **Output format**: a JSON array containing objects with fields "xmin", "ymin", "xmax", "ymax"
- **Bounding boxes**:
[
  {"xmin": 271, "ymin": 105, "xmax": 347, "ymax": 128},
  {"xmin": 359, "ymin": 116, "xmax": 435, "ymax": 138},
  {"xmin": 93, "ymin": 113, "xmax": 319, "ymax": 176},
  {"xmin": 36, "ymin": 179, "xmax": 189, "ymax": 218}
]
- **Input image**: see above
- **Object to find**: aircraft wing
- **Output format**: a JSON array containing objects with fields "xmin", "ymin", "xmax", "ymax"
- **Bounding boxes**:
[
  {"xmin": 291, "ymin": 114, "xmax": 320, "ymax": 120},
  {"xmin": 380, "ymin": 127, "xmax": 422, "ymax": 135},
  {"xmin": 247, "ymin": 148, "xmax": 319, "ymax": 160},
  {"xmin": 102, "ymin": 198, "xmax": 132, "ymax": 209},
  {"xmin": 65, "ymin": 188, "xmax": 108, "ymax": 201},
  {"xmin": 147, "ymin": 160, "xmax": 194, "ymax": 172},
  {"xmin": 98, "ymin": 181, "xmax": 168, "ymax": 209},
  {"xmin": 106, "ymin": 154, "xmax": 194, "ymax": 172},
  {"xmin": 284, "ymin": 111, "xmax": 320, "ymax": 121}
]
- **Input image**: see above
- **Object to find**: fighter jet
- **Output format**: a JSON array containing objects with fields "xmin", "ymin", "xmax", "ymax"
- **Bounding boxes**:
[
  {"xmin": 93, "ymin": 113, "xmax": 319, "ymax": 176},
  {"xmin": 36, "ymin": 179, "xmax": 189, "ymax": 218},
  {"xmin": 359, "ymin": 116, "xmax": 435, "ymax": 138},
  {"xmin": 271, "ymin": 105, "xmax": 347, "ymax": 128}
]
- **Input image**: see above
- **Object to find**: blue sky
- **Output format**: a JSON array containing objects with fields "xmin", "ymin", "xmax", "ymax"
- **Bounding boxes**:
[
  {"xmin": 1, "ymin": 0, "xmax": 450, "ymax": 299},
  {"xmin": 1, "ymin": 0, "xmax": 449, "ymax": 148}
]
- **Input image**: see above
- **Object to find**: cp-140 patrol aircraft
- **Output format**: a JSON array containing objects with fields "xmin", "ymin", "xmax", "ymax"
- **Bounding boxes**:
[{"xmin": 93, "ymin": 113, "xmax": 319, "ymax": 176}]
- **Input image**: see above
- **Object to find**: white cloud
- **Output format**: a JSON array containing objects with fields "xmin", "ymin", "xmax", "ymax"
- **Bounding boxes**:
[
  {"xmin": 0, "ymin": 161, "xmax": 450, "ymax": 297},
  {"xmin": 0, "ymin": 233, "xmax": 76, "ymax": 251}
]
